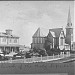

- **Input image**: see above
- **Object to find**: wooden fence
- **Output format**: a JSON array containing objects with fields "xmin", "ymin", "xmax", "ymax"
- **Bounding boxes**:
[{"xmin": 1, "ymin": 52, "xmax": 71, "ymax": 63}]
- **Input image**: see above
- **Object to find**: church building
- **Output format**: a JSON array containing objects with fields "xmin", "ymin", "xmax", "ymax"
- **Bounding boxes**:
[
  {"xmin": 31, "ymin": 28, "xmax": 48, "ymax": 49},
  {"xmin": 31, "ymin": 8, "xmax": 73, "ymax": 51}
]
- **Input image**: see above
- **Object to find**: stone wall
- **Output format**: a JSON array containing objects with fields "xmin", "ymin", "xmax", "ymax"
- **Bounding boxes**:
[{"xmin": 0, "ymin": 61, "xmax": 74, "ymax": 75}]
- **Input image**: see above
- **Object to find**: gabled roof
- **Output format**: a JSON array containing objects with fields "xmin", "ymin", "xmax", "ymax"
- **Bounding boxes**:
[
  {"xmin": 49, "ymin": 28, "xmax": 63, "ymax": 37},
  {"xmin": 50, "ymin": 31, "xmax": 55, "ymax": 37},
  {"xmin": 32, "ymin": 27, "xmax": 48, "ymax": 38}
]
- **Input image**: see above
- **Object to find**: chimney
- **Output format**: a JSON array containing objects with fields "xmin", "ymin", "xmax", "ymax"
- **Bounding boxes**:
[{"xmin": 6, "ymin": 29, "xmax": 12, "ymax": 35}]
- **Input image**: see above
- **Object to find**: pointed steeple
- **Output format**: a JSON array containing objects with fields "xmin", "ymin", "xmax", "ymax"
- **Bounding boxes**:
[
  {"xmin": 65, "ymin": 6, "xmax": 73, "ymax": 46},
  {"xmin": 66, "ymin": 6, "xmax": 72, "ymax": 28},
  {"xmin": 67, "ymin": 6, "xmax": 71, "ymax": 24}
]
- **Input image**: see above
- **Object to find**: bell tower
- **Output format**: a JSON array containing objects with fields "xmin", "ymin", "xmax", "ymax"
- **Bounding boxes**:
[{"xmin": 65, "ymin": 7, "xmax": 73, "ymax": 50}]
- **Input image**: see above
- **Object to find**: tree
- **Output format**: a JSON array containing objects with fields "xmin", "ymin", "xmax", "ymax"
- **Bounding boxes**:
[
  {"xmin": 44, "ymin": 40, "xmax": 51, "ymax": 51},
  {"xmin": 46, "ymin": 48, "xmax": 61, "ymax": 56},
  {"xmin": 38, "ymin": 48, "xmax": 47, "ymax": 56},
  {"xmin": 33, "ymin": 47, "xmax": 38, "ymax": 53}
]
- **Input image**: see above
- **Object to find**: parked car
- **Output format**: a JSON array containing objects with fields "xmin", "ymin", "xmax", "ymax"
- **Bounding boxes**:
[
  {"xmin": 5, "ymin": 52, "xmax": 17, "ymax": 59},
  {"xmin": 13, "ymin": 52, "xmax": 25, "ymax": 59},
  {"xmin": 0, "ymin": 51, "xmax": 9, "ymax": 61},
  {"xmin": 0, "ymin": 54, "xmax": 9, "ymax": 61}
]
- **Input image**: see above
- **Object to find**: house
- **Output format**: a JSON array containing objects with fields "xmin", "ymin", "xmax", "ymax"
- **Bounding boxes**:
[
  {"xmin": 31, "ymin": 7, "xmax": 73, "ymax": 51},
  {"xmin": 0, "ymin": 29, "xmax": 19, "ymax": 53}
]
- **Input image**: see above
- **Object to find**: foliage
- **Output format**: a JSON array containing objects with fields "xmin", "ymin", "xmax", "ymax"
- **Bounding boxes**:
[
  {"xmin": 25, "ymin": 52, "xmax": 31, "ymax": 58},
  {"xmin": 44, "ymin": 40, "xmax": 50, "ymax": 51},
  {"xmin": 70, "ymin": 50, "xmax": 75, "ymax": 54},
  {"xmin": 31, "ymin": 47, "xmax": 47, "ymax": 57},
  {"xmin": 29, "ymin": 49, "xmax": 33, "ymax": 53},
  {"xmin": 46, "ymin": 48, "xmax": 61, "ymax": 56},
  {"xmin": 33, "ymin": 47, "xmax": 38, "ymax": 53},
  {"xmin": 38, "ymin": 48, "xmax": 47, "ymax": 56}
]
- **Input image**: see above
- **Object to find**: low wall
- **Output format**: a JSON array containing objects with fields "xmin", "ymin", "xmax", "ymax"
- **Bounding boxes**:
[{"xmin": 0, "ymin": 61, "xmax": 74, "ymax": 75}]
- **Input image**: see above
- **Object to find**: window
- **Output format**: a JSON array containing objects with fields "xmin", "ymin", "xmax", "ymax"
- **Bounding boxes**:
[
  {"xmin": 9, "ymin": 39, "xmax": 12, "ymax": 43},
  {"xmin": 32, "ymin": 38, "xmax": 34, "ymax": 43},
  {"xmin": 60, "ymin": 31, "xmax": 64, "ymax": 37},
  {"xmin": 33, "ymin": 38, "xmax": 35, "ymax": 43},
  {"xmin": 14, "ymin": 39, "xmax": 17, "ymax": 43},
  {"xmin": 2, "ymin": 38, "xmax": 6, "ymax": 42},
  {"xmin": 42, "ymin": 38, "xmax": 45, "ymax": 43},
  {"xmin": 38, "ymin": 38, "xmax": 39, "ymax": 43},
  {"xmin": 71, "ymin": 34, "xmax": 73, "ymax": 41},
  {"xmin": 35, "ymin": 38, "xmax": 37, "ymax": 43},
  {"xmin": 33, "ymin": 38, "xmax": 37, "ymax": 43},
  {"xmin": 40, "ymin": 38, "xmax": 42, "ymax": 43},
  {"xmin": 60, "ymin": 37, "xmax": 64, "ymax": 45}
]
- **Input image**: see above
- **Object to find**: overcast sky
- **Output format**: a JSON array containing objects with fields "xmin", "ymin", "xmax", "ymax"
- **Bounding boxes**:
[{"xmin": 0, "ymin": 1, "xmax": 74, "ymax": 47}]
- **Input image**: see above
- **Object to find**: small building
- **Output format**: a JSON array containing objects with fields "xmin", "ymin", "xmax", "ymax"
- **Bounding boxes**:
[
  {"xmin": 19, "ymin": 45, "xmax": 30, "ymax": 52},
  {"xmin": 0, "ymin": 29, "xmax": 19, "ymax": 53}
]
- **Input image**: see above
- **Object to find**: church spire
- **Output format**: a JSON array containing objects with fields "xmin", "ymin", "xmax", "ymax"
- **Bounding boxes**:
[{"xmin": 66, "ymin": 6, "xmax": 72, "ymax": 28}]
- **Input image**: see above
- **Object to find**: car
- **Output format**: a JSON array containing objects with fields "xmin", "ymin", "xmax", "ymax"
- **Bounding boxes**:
[
  {"xmin": 0, "ymin": 54, "xmax": 9, "ymax": 61},
  {"xmin": 13, "ymin": 52, "xmax": 24, "ymax": 59},
  {"xmin": 5, "ymin": 52, "xmax": 17, "ymax": 59}
]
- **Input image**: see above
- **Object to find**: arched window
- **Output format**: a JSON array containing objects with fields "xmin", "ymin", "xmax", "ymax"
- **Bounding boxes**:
[
  {"xmin": 40, "ymin": 38, "xmax": 42, "ymax": 43},
  {"xmin": 60, "ymin": 37, "xmax": 64, "ymax": 45},
  {"xmin": 71, "ymin": 34, "xmax": 73, "ymax": 41}
]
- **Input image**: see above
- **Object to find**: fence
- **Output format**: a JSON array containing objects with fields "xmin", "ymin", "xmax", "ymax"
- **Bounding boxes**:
[
  {"xmin": 0, "ymin": 52, "xmax": 71, "ymax": 63},
  {"xmin": 23, "ymin": 52, "xmax": 70, "ymax": 63}
]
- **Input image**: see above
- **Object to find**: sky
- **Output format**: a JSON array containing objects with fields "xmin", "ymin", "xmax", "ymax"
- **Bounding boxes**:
[{"xmin": 0, "ymin": 1, "xmax": 74, "ymax": 47}]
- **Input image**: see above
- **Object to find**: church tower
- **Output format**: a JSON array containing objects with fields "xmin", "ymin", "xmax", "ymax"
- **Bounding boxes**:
[{"xmin": 65, "ymin": 7, "xmax": 73, "ymax": 49}]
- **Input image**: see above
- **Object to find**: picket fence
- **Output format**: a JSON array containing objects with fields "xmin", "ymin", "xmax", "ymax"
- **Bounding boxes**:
[{"xmin": 1, "ymin": 52, "xmax": 71, "ymax": 63}]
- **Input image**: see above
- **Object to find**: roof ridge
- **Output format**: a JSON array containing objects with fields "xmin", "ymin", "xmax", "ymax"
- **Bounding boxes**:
[
  {"xmin": 33, "ymin": 27, "xmax": 49, "ymax": 37},
  {"xmin": 50, "ymin": 27, "xmax": 62, "ymax": 30}
]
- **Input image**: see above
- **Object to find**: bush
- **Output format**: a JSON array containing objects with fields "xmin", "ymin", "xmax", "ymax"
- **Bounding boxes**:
[
  {"xmin": 32, "ymin": 48, "xmax": 47, "ymax": 57},
  {"xmin": 46, "ymin": 48, "xmax": 61, "ymax": 56},
  {"xmin": 70, "ymin": 50, "xmax": 75, "ymax": 54},
  {"xmin": 25, "ymin": 52, "xmax": 31, "ymax": 58},
  {"xmin": 38, "ymin": 49, "xmax": 47, "ymax": 56}
]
